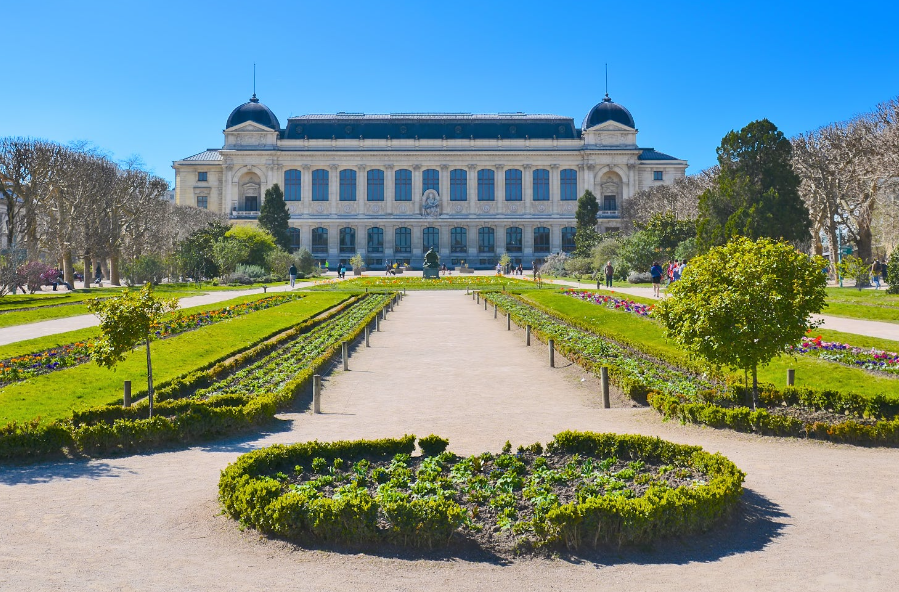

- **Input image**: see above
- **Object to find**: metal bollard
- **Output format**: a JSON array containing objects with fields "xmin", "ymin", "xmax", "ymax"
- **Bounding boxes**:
[
  {"xmin": 477, "ymin": 293, "xmax": 480, "ymax": 304},
  {"xmin": 601, "ymin": 367, "xmax": 610, "ymax": 408},
  {"xmin": 365, "ymin": 325, "xmax": 370, "ymax": 347},
  {"xmin": 313, "ymin": 374, "xmax": 322, "ymax": 414},
  {"xmin": 549, "ymin": 339, "xmax": 555, "ymax": 367},
  {"xmin": 494, "ymin": 303, "xmax": 497, "ymax": 319},
  {"xmin": 526, "ymin": 325, "xmax": 531, "ymax": 346},
  {"xmin": 507, "ymin": 312, "xmax": 511, "ymax": 330},
  {"xmin": 787, "ymin": 368, "xmax": 795, "ymax": 387},
  {"xmin": 376, "ymin": 314, "xmax": 380, "ymax": 331},
  {"xmin": 342, "ymin": 342, "xmax": 349, "ymax": 371},
  {"xmin": 123, "ymin": 381, "xmax": 131, "ymax": 408},
  {"xmin": 484, "ymin": 299, "xmax": 487, "ymax": 310}
]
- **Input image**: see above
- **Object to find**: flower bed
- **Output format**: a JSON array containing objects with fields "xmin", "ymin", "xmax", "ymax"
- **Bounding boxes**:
[
  {"xmin": 563, "ymin": 289, "xmax": 654, "ymax": 317},
  {"xmin": 0, "ymin": 294, "xmax": 394, "ymax": 461},
  {"xmin": 313, "ymin": 276, "xmax": 535, "ymax": 291},
  {"xmin": 218, "ymin": 431, "xmax": 744, "ymax": 555},
  {"xmin": 0, "ymin": 294, "xmax": 300, "ymax": 386},
  {"xmin": 791, "ymin": 335, "xmax": 899, "ymax": 376}
]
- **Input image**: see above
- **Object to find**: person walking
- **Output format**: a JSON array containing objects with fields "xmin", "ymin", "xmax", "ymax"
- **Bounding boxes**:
[
  {"xmin": 288, "ymin": 263, "xmax": 297, "ymax": 288},
  {"xmin": 871, "ymin": 259, "xmax": 882, "ymax": 289},
  {"xmin": 604, "ymin": 261, "xmax": 614, "ymax": 288},
  {"xmin": 650, "ymin": 261, "xmax": 663, "ymax": 297}
]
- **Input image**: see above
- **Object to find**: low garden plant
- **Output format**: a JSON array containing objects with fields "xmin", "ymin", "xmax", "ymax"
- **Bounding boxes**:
[
  {"xmin": 218, "ymin": 432, "xmax": 744, "ymax": 556},
  {"xmin": 312, "ymin": 276, "xmax": 536, "ymax": 291}
]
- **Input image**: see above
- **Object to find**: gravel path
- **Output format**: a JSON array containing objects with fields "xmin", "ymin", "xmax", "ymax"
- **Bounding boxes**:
[{"xmin": 1, "ymin": 291, "xmax": 897, "ymax": 591}]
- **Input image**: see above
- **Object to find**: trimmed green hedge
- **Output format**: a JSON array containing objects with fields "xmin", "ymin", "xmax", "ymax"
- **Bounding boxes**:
[
  {"xmin": 0, "ymin": 294, "xmax": 393, "ymax": 462},
  {"xmin": 219, "ymin": 431, "xmax": 745, "ymax": 552}
]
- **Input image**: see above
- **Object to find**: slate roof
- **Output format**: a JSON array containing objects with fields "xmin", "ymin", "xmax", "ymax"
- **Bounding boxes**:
[
  {"xmin": 226, "ymin": 95, "xmax": 281, "ymax": 130},
  {"xmin": 283, "ymin": 113, "xmax": 578, "ymax": 140},
  {"xmin": 181, "ymin": 150, "xmax": 222, "ymax": 161},
  {"xmin": 638, "ymin": 148, "xmax": 681, "ymax": 161},
  {"xmin": 582, "ymin": 96, "xmax": 636, "ymax": 130}
]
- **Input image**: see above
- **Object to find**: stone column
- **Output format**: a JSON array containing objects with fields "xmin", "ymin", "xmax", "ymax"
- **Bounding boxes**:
[
  {"xmin": 586, "ymin": 163, "xmax": 596, "ymax": 196},
  {"xmin": 496, "ymin": 223, "xmax": 506, "ymax": 256},
  {"xmin": 301, "ymin": 164, "xmax": 312, "ymax": 215},
  {"xmin": 550, "ymin": 223, "xmax": 562, "ymax": 253},
  {"xmin": 577, "ymin": 164, "xmax": 586, "ymax": 200},
  {"xmin": 522, "ymin": 164, "xmax": 532, "ymax": 215},
  {"xmin": 358, "ymin": 164, "xmax": 367, "ymax": 208},
  {"xmin": 495, "ymin": 165, "xmax": 505, "ymax": 206},
  {"xmin": 439, "ymin": 164, "xmax": 449, "ymax": 200},
  {"xmin": 412, "ymin": 224, "xmax": 422, "ymax": 265},
  {"xmin": 550, "ymin": 164, "xmax": 560, "ymax": 216},
  {"xmin": 467, "ymin": 164, "xmax": 478, "ymax": 215},
  {"xmin": 329, "ymin": 164, "xmax": 339, "ymax": 215},
  {"xmin": 412, "ymin": 164, "xmax": 422, "ymax": 201},
  {"xmin": 385, "ymin": 164, "xmax": 395, "ymax": 208},
  {"xmin": 468, "ymin": 224, "xmax": 478, "ymax": 266}
]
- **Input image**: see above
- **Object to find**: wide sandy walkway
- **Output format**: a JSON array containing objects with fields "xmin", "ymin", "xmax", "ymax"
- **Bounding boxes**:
[{"xmin": 1, "ymin": 292, "xmax": 898, "ymax": 591}]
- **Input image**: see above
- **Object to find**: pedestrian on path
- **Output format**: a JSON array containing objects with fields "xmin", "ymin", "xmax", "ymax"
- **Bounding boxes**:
[
  {"xmin": 288, "ymin": 264, "xmax": 297, "ymax": 288},
  {"xmin": 604, "ymin": 261, "xmax": 614, "ymax": 288},
  {"xmin": 871, "ymin": 260, "xmax": 882, "ymax": 289},
  {"xmin": 650, "ymin": 261, "xmax": 663, "ymax": 297}
]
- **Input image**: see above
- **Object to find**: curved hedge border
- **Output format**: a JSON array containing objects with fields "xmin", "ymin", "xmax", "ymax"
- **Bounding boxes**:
[
  {"xmin": 218, "ymin": 431, "xmax": 745, "ymax": 553},
  {"xmin": 486, "ymin": 292, "xmax": 899, "ymax": 446},
  {"xmin": 0, "ymin": 293, "xmax": 395, "ymax": 462}
]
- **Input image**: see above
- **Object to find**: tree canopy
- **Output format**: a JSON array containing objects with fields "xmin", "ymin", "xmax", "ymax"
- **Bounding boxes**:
[
  {"xmin": 697, "ymin": 119, "xmax": 811, "ymax": 249},
  {"xmin": 574, "ymin": 190, "xmax": 600, "ymax": 256},
  {"xmin": 655, "ymin": 237, "xmax": 827, "ymax": 408},
  {"xmin": 258, "ymin": 183, "xmax": 291, "ymax": 251}
]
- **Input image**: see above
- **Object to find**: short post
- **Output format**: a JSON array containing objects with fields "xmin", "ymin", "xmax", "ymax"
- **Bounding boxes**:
[
  {"xmin": 526, "ymin": 325, "xmax": 531, "ymax": 346},
  {"xmin": 342, "ymin": 341, "xmax": 349, "ymax": 371},
  {"xmin": 123, "ymin": 380, "xmax": 131, "ymax": 408},
  {"xmin": 476, "ymin": 293, "xmax": 480, "ymax": 304},
  {"xmin": 548, "ymin": 339, "xmax": 555, "ymax": 367},
  {"xmin": 313, "ymin": 374, "xmax": 322, "ymax": 414},
  {"xmin": 601, "ymin": 366, "xmax": 610, "ymax": 408},
  {"xmin": 507, "ymin": 312, "xmax": 511, "ymax": 330},
  {"xmin": 365, "ymin": 287, "xmax": 368, "ymax": 293},
  {"xmin": 365, "ymin": 325, "xmax": 370, "ymax": 347},
  {"xmin": 494, "ymin": 303, "xmax": 497, "ymax": 319},
  {"xmin": 484, "ymin": 299, "xmax": 487, "ymax": 310},
  {"xmin": 787, "ymin": 368, "xmax": 795, "ymax": 387},
  {"xmin": 375, "ymin": 314, "xmax": 380, "ymax": 331},
  {"xmin": 262, "ymin": 285, "xmax": 267, "ymax": 293}
]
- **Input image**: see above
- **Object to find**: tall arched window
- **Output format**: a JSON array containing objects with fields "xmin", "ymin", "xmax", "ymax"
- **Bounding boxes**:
[
  {"xmin": 311, "ymin": 227, "xmax": 328, "ymax": 254},
  {"xmin": 534, "ymin": 227, "xmax": 550, "ymax": 253},
  {"xmin": 284, "ymin": 169, "xmax": 301, "ymax": 201},
  {"xmin": 478, "ymin": 227, "xmax": 495, "ymax": 253},
  {"xmin": 560, "ymin": 169, "xmax": 578, "ymax": 201},
  {"xmin": 395, "ymin": 169, "xmax": 412, "ymax": 201},
  {"xmin": 423, "ymin": 227, "xmax": 439, "ymax": 251},
  {"xmin": 477, "ymin": 169, "xmax": 495, "ymax": 201},
  {"xmin": 287, "ymin": 227, "xmax": 301, "ymax": 252},
  {"xmin": 394, "ymin": 227, "xmax": 411, "ymax": 254},
  {"xmin": 561, "ymin": 227, "xmax": 577, "ymax": 252},
  {"xmin": 505, "ymin": 227, "xmax": 523, "ymax": 252},
  {"xmin": 367, "ymin": 169, "xmax": 384, "ymax": 201},
  {"xmin": 505, "ymin": 169, "xmax": 522, "ymax": 201},
  {"xmin": 533, "ymin": 169, "xmax": 549, "ymax": 201},
  {"xmin": 422, "ymin": 169, "xmax": 439, "ymax": 194},
  {"xmin": 451, "ymin": 227, "xmax": 467, "ymax": 253},
  {"xmin": 339, "ymin": 227, "xmax": 356, "ymax": 254},
  {"xmin": 367, "ymin": 227, "xmax": 384, "ymax": 253},
  {"xmin": 450, "ymin": 169, "xmax": 467, "ymax": 201},
  {"xmin": 312, "ymin": 169, "xmax": 329, "ymax": 201},
  {"xmin": 339, "ymin": 169, "xmax": 356, "ymax": 201}
]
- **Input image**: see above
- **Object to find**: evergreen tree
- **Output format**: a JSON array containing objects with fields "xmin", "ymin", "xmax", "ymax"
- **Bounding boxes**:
[
  {"xmin": 574, "ymin": 190, "xmax": 600, "ymax": 256},
  {"xmin": 697, "ymin": 119, "xmax": 811, "ymax": 250},
  {"xmin": 258, "ymin": 183, "xmax": 291, "ymax": 251}
]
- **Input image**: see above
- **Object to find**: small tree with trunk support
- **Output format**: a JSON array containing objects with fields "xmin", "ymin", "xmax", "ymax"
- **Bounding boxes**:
[
  {"xmin": 655, "ymin": 237, "xmax": 827, "ymax": 408},
  {"xmin": 87, "ymin": 285, "xmax": 179, "ymax": 417}
]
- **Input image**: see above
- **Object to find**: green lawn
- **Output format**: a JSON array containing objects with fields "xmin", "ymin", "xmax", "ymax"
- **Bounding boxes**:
[
  {"xmin": 312, "ymin": 276, "xmax": 537, "ymax": 291},
  {"xmin": 0, "ymin": 292, "xmax": 346, "ymax": 425},
  {"xmin": 821, "ymin": 287, "xmax": 899, "ymax": 323},
  {"xmin": 523, "ymin": 291, "xmax": 899, "ymax": 400}
]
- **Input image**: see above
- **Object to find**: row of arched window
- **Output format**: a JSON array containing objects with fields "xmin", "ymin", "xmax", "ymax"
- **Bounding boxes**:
[
  {"xmin": 283, "ymin": 168, "xmax": 579, "ymax": 202},
  {"xmin": 294, "ymin": 226, "xmax": 577, "ymax": 255}
]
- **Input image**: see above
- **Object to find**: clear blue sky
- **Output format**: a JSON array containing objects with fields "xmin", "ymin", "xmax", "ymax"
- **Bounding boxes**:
[{"xmin": 3, "ymin": 0, "xmax": 898, "ymax": 186}]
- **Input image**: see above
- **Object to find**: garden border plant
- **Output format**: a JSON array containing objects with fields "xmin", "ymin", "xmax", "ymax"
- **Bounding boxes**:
[
  {"xmin": 218, "ymin": 431, "xmax": 745, "ymax": 556},
  {"xmin": 484, "ymin": 292, "xmax": 899, "ymax": 446},
  {"xmin": 0, "ymin": 293, "xmax": 396, "ymax": 461}
]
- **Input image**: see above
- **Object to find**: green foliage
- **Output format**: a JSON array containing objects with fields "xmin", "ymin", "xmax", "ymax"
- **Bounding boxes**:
[
  {"xmin": 122, "ymin": 254, "xmax": 168, "ymax": 285},
  {"xmin": 225, "ymin": 225, "xmax": 277, "ymax": 268},
  {"xmin": 838, "ymin": 255, "xmax": 870, "ymax": 289},
  {"xmin": 418, "ymin": 434, "xmax": 449, "ymax": 456},
  {"xmin": 697, "ymin": 119, "xmax": 811, "ymax": 249},
  {"xmin": 264, "ymin": 249, "xmax": 297, "ymax": 279},
  {"xmin": 176, "ymin": 222, "xmax": 230, "ymax": 280},
  {"xmin": 617, "ymin": 230, "xmax": 661, "ymax": 277},
  {"xmin": 674, "ymin": 237, "xmax": 699, "ymax": 262},
  {"xmin": 888, "ymin": 253, "xmax": 899, "ymax": 294},
  {"xmin": 562, "ymin": 257, "xmax": 592, "ymax": 280},
  {"xmin": 258, "ymin": 184, "xmax": 291, "ymax": 251},
  {"xmin": 498, "ymin": 253, "xmax": 511, "ymax": 269},
  {"xmin": 212, "ymin": 238, "xmax": 249, "ymax": 277},
  {"xmin": 636, "ymin": 213, "xmax": 696, "ymax": 254},
  {"xmin": 296, "ymin": 248, "xmax": 317, "ymax": 276},
  {"xmin": 590, "ymin": 240, "xmax": 621, "ymax": 275},
  {"xmin": 349, "ymin": 253, "xmax": 365, "ymax": 269},
  {"xmin": 574, "ymin": 190, "xmax": 601, "ymax": 256}
]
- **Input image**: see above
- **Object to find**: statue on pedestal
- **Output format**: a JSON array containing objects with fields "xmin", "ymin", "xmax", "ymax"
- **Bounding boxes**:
[{"xmin": 423, "ymin": 247, "xmax": 440, "ymax": 279}]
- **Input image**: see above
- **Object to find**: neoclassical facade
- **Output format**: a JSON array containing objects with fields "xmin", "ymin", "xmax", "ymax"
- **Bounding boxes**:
[{"xmin": 173, "ymin": 94, "xmax": 686, "ymax": 268}]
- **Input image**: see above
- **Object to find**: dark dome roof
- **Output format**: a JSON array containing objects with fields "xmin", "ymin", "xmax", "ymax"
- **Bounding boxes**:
[
  {"xmin": 226, "ymin": 94, "xmax": 280, "ymax": 130},
  {"xmin": 582, "ymin": 95, "xmax": 635, "ymax": 130}
]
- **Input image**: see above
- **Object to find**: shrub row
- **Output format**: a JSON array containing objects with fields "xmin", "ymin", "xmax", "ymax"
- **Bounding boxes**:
[
  {"xmin": 488, "ymin": 293, "xmax": 899, "ymax": 446},
  {"xmin": 0, "ymin": 294, "xmax": 395, "ymax": 462},
  {"xmin": 218, "ymin": 431, "xmax": 745, "ymax": 552}
]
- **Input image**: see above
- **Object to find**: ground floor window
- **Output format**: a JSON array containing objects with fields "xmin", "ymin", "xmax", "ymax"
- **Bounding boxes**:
[{"xmin": 312, "ymin": 227, "xmax": 328, "ymax": 254}]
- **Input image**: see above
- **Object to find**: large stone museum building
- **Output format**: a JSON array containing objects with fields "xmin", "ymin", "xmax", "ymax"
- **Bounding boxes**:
[{"xmin": 173, "ymin": 94, "xmax": 687, "ymax": 269}]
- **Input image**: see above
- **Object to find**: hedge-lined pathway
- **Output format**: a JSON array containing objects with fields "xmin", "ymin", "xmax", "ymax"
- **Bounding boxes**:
[{"xmin": 1, "ymin": 291, "xmax": 898, "ymax": 591}]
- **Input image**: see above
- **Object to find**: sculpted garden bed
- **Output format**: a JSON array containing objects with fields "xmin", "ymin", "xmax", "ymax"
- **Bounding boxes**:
[{"xmin": 219, "ymin": 432, "xmax": 745, "ymax": 557}]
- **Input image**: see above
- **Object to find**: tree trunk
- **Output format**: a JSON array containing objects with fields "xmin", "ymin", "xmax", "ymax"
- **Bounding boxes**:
[
  {"xmin": 857, "ymin": 225, "xmax": 873, "ymax": 264},
  {"xmin": 83, "ymin": 255, "xmax": 92, "ymax": 289},
  {"xmin": 145, "ymin": 336, "xmax": 154, "ymax": 418},
  {"xmin": 63, "ymin": 251, "xmax": 74, "ymax": 286},
  {"xmin": 752, "ymin": 366, "xmax": 759, "ymax": 411},
  {"xmin": 110, "ymin": 254, "xmax": 120, "ymax": 285}
]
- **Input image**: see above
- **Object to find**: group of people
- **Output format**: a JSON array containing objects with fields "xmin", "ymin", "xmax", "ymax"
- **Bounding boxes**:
[
  {"xmin": 495, "ymin": 263, "xmax": 525, "ymax": 275},
  {"xmin": 870, "ymin": 258, "xmax": 891, "ymax": 289},
  {"xmin": 649, "ymin": 259, "xmax": 687, "ymax": 297}
]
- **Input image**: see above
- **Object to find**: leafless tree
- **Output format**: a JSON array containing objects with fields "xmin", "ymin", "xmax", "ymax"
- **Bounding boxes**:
[{"xmin": 620, "ymin": 167, "xmax": 716, "ymax": 231}]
